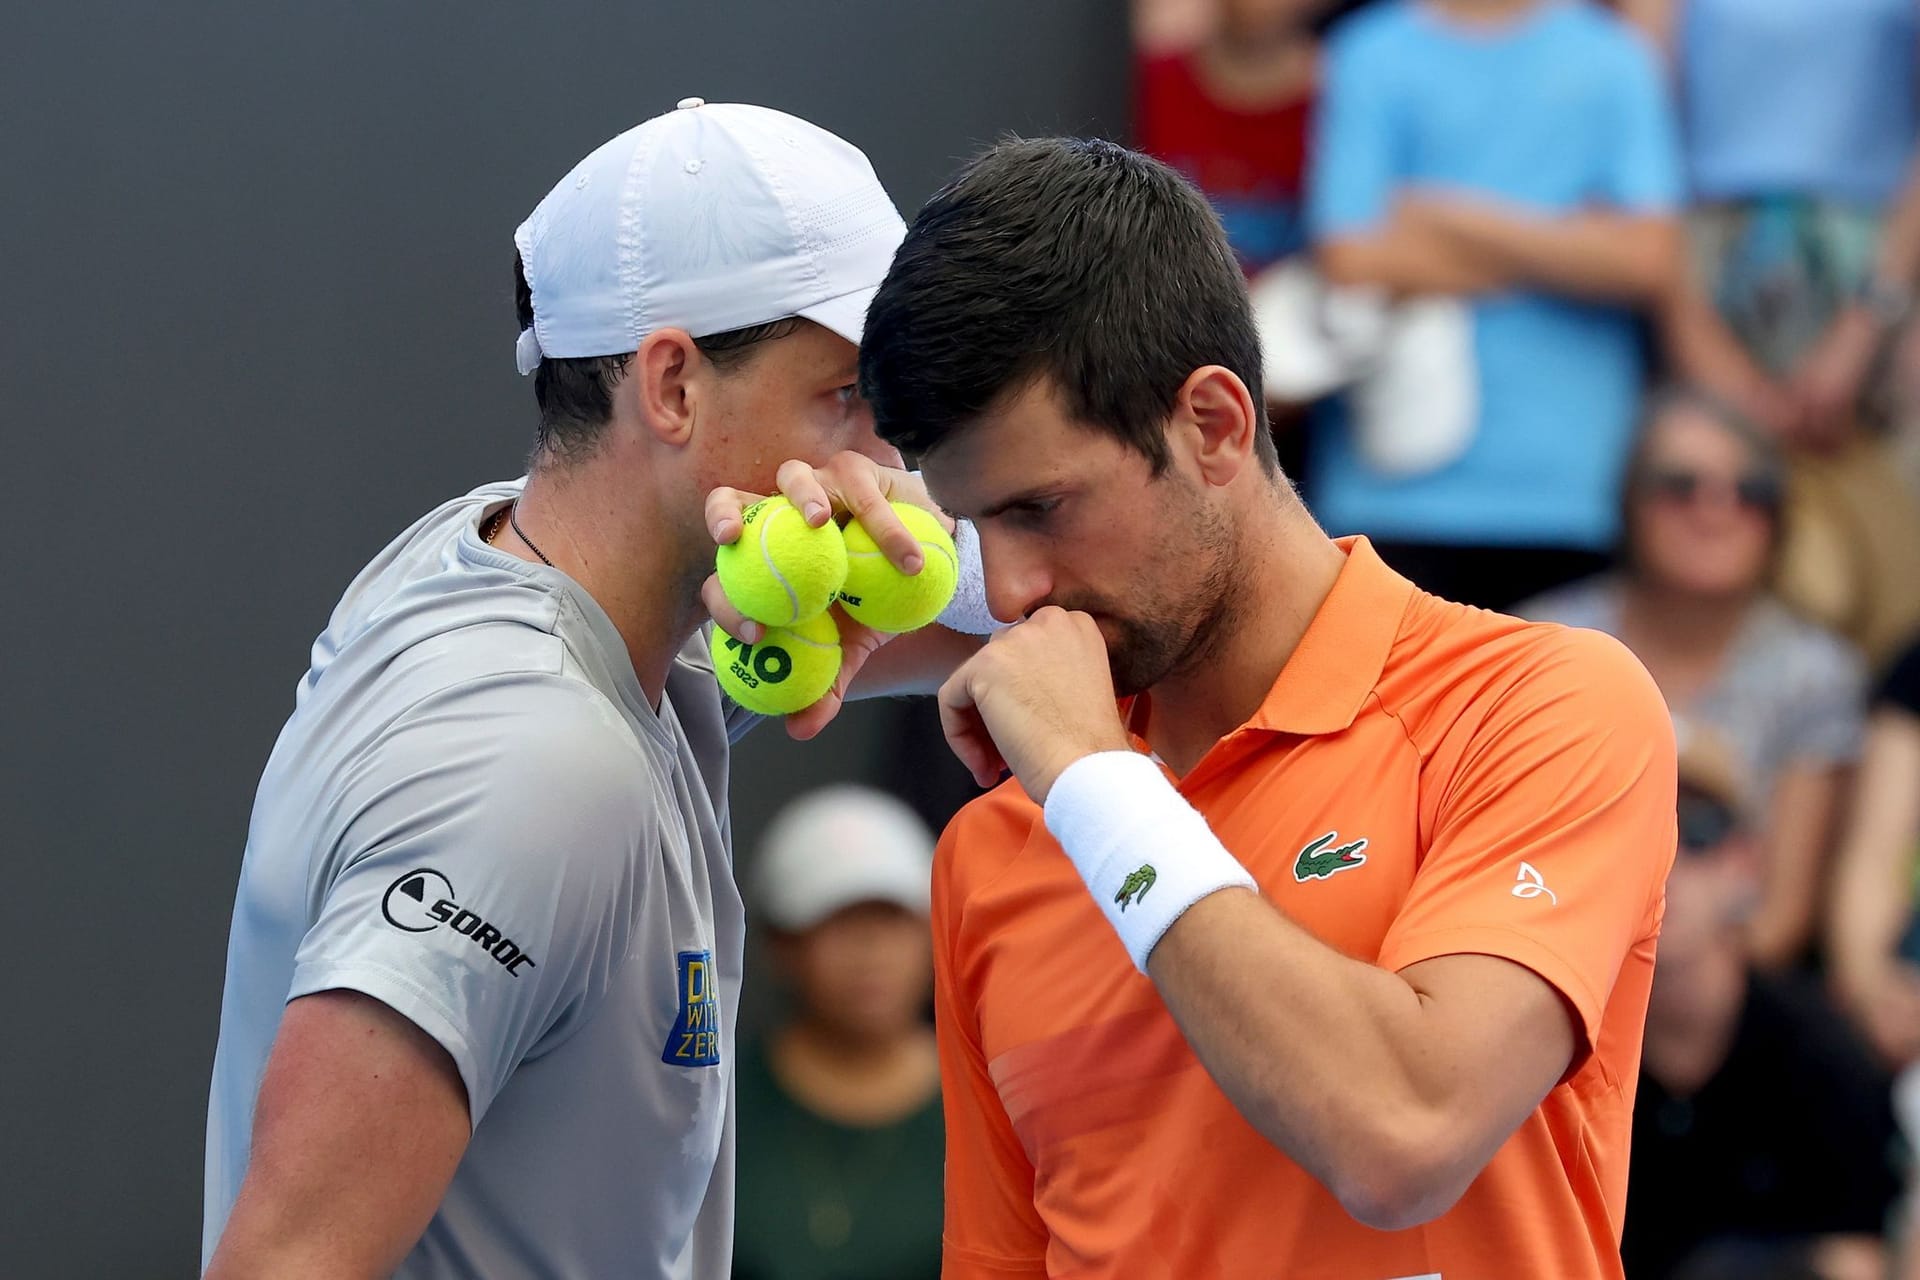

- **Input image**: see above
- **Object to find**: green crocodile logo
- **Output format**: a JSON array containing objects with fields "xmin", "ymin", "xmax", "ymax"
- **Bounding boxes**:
[
  {"xmin": 1114, "ymin": 864, "xmax": 1157, "ymax": 912},
  {"xmin": 1294, "ymin": 832, "xmax": 1369, "ymax": 882}
]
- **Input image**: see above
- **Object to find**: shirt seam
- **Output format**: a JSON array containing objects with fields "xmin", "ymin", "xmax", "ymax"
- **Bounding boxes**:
[{"xmin": 943, "ymin": 1234, "xmax": 1048, "ymax": 1270}]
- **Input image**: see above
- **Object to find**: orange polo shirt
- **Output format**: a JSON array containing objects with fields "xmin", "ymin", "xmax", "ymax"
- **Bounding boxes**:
[{"xmin": 933, "ymin": 537, "xmax": 1677, "ymax": 1280}]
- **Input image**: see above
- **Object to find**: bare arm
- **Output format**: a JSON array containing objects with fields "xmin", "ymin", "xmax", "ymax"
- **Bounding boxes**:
[
  {"xmin": 1316, "ymin": 226, "xmax": 1516, "ymax": 298},
  {"xmin": 1787, "ymin": 155, "xmax": 1920, "ymax": 442},
  {"xmin": 1746, "ymin": 762, "xmax": 1849, "ymax": 969},
  {"xmin": 1875, "ymin": 158, "xmax": 1920, "ymax": 290},
  {"xmin": 1657, "ymin": 285, "xmax": 1802, "ymax": 436},
  {"xmin": 1828, "ymin": 710, "xmax": 1920, "ymax": 1052},
  {"xmin": 1148, "ymin": 894, "xmax": 1575, "ymax": 1230},
  {"xmin": 846, "ymin": 624, "xmax": 984, "ymax": 701},
  {"xmin": 205, "ymin": 990, "xmax": 470, "ymax": 1280},
  {"xmin": 1396, "ymin": 195, "xmax": 1681, "ymax": 304}
]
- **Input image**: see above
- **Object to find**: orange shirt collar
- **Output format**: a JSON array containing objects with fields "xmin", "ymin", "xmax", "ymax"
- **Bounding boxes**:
[{"xmin": 1249, "ymin": 535, "xmax": 1415, "ymax": 737}]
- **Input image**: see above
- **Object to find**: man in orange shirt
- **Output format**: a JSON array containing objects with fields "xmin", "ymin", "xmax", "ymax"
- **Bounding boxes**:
[{"xmin": 857, "ymin": 137, "xmax": 1678, "ymax": 1279}]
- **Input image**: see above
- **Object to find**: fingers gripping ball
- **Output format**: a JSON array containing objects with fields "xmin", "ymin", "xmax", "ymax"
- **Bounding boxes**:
[
  {"xmin": 715, "ymin": 496, "xmax": 849, "ymax": 627},
  {"xmin": 837, "ymin": 502, "xmax": 959, "ymax": 633},
  {"xmin": 711, "ymin": 610, "xmax": 843, "ymax": 716}
]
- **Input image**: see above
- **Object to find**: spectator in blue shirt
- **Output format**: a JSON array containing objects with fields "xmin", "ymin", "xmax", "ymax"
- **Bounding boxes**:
[{"xmin": 1306, "ymin": 0, "xmax": 1683, "ymax": 610}]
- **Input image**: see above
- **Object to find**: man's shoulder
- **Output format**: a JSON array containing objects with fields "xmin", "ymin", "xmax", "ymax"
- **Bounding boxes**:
[
  {"xmin": 1551, "ymin": 0, "xmax": 1665, "ymax": 73},
  {"xmin": 1324, "ymin": 1, "xmax": 1422, "ymax": 65},
  {"xmin": 1382, "ymin": 593, "xmax": 1666, "ymax": 748},
  {"xmin": 386, "ymin": 671, "xmax": 650, "ymax": 786}
]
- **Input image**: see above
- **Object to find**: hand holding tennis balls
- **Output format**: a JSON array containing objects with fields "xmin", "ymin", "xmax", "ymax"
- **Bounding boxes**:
[{"xmin": 703, "ymin": 455, "xmax": 960, "ymax": 724}]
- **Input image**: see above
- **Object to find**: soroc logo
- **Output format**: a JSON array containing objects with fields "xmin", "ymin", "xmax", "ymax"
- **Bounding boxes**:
[
  {"xmin": 380, "ymin": 868, "xmax": 538, "ymax": 976},
  {"xmin": 661, "ymin": 949, "xmax": 722, "ymax": 1068}
]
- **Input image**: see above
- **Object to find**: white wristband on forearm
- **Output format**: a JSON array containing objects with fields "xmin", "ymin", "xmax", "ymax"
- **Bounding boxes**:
[
  {"xmin": 936, "ymin": 517, "xmax": 1009, "ymax": 636},
  {"xmin": 1043, "ymin": 751, "xmax": 1258, "ymax": 973}
]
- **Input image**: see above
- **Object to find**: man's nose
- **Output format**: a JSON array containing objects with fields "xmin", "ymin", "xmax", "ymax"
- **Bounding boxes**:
[{"xmin": 979, "ymin": 531, "xmax": 1050, "ymax": 623}]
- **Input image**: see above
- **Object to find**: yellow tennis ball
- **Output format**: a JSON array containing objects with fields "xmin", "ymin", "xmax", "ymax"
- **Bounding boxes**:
[
  {"xmin": 837, "ymin": 502, "xmax": 959, "ymax": 633},
  {"xmin": 710, "ymin": 610, "xmax": 843, "ymax": 716},
  {"xmin": 714, "ymin": 495, "xmax": 848, "ymax": 627}
]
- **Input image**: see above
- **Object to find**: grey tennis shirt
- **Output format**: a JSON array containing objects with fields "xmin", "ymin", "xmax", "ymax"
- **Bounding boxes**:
[{"xmin": 203, "ymin": 478, "xmax": 750, "ymax": 1278}]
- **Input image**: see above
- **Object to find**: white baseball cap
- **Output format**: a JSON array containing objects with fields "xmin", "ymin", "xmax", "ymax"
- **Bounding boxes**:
[
  {"xmin": 513, "ymin": 98, "xmax": 906, "ymax": 375},
  {"xmin": 751, "ymin": 786, "xmax": 935, "ymax": 931}
]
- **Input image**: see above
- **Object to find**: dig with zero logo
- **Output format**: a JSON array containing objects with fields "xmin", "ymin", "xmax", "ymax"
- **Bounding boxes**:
[
  {"xmin": 380, "ymin": 868, "xmax": 538, "ymax": 976},
  {"xmin": 661, "ymin": 949, "xmax": 722, "ymax": 1067}
]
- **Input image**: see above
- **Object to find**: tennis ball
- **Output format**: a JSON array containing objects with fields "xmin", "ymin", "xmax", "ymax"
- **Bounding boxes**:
[
  {"xmin": 710, "ymin": 610, "xmax": 842, "ymax": 716},
  {"xmin": 837, "ymin": 502, "xmax": 959, "ymax": 633},
  {"xmin": 714, "ymin": 495, "xmax": 848, "ymax": 627}
]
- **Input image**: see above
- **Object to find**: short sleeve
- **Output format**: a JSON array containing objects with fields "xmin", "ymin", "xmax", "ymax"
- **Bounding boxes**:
[
  {"xmin": 1874, "ymin": 637, "xmax": 1920, "ymax": 718},
  {"xmin": 932, "ymin": 828, "xmax": 1050, "ymax": 1278},
  {"xmin": 289, "ymin": 676, "xmax": 657, "ymax": 1128},
  {"xmin": 1307, "ymin": 20, "xmax": 1402, "ymax": 240},
  {"xmin": 1779, "ymin": 630, "xmax": 1868, "ymax": 767},
  {"xmin": 1599, "ymin": 29, "xmax": 1683, "ymax": 213},
  {"xmin": 1378, "ymin": 630, "xmax": 1677, "ymax": 1060}
]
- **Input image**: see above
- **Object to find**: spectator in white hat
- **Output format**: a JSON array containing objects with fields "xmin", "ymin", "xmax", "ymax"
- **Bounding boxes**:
[
  {"xmin": 203, "ymin": 101, "xmax": 988, "ymax": 1280},
  {"xmin": 733, "ymin": 786, "xmax": 943, "ymax": 1280}
]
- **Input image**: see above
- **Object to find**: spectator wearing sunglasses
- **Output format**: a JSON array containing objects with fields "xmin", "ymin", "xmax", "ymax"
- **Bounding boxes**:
[
  {"xmin": 1521, "ymin": 386, "xmax": 1866, "ymax": 968},
  {"xmin": 1622, "ymin": 727, "xmax": 1901, "ymax": 1280}
]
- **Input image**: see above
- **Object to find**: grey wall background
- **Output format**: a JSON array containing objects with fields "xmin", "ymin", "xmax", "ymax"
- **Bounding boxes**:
[{"xmin": 1, "ymin": 4, "xmax": 1126, "ymax": 1275}]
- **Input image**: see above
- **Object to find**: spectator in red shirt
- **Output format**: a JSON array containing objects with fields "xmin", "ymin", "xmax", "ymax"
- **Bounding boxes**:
[{"xmin": 1135, "ymin": 0, "xmax": 1346, "ymax": 276}]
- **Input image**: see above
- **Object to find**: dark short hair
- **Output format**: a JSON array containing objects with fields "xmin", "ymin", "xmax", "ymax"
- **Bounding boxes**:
[
  {"xmin": 512, "ymin": 252, "xmax": 799, "ymax": 464},
  {"xmin": 859, "ymin": 137, "xmax": 1273, "ymax": 473}
]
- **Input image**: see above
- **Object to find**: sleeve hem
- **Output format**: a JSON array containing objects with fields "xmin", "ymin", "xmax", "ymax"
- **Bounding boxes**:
[
  {"xmin": 288, "ymin": 960, "xmax": 490, "ymax": 1131},
  {"xmin": 943, "ymin": 1238, "xmax": 1048, "ymax": 1278},
  {"xmin": 1377, "ymin": 925, "xmax": 1606, "ymax": 1053}
]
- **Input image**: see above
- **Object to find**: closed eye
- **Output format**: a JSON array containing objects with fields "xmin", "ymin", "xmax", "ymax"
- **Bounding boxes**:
[{"xmin": 1003, "ymin": 498, "xmax": 1060, "ymax": 529}]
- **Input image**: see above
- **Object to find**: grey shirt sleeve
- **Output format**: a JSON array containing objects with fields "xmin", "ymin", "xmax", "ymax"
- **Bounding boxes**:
[
  {"xmin": 289, "ymin": 675, "xmax": 658, "ymax": 1127},
  {"xmin": 1781, "ymin": 629, "xmax": 1869, "ymax": 768}
]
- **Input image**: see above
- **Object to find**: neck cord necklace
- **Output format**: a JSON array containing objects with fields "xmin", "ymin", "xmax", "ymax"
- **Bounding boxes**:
[{"xmin": 508, "ymin": 502, "xmax": 554, "ymax": 567}]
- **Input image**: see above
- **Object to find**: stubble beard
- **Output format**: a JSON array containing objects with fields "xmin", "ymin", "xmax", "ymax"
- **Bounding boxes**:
[{"xmin": 1094, "ymin": 503, "xmax": 1243, "ymax": 698}]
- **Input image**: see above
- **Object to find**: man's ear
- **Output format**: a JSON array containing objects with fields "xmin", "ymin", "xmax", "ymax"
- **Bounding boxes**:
[
  {"xmin": 630, "ymin": 327, "xmax": 703, "ymax": 446},
  {"xmin": 1172, "ymin": 365, "xmax": 1260, "ymax": 486}
]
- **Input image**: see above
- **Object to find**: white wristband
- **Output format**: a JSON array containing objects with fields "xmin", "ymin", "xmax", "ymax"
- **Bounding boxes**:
[
  {"xmin": 936, "ymin": 517, "xmax": 1009, "ymax": 636},
  {"xmin": 1043, "ymin": 752, "xmax": 1258, "ymax": 973}
]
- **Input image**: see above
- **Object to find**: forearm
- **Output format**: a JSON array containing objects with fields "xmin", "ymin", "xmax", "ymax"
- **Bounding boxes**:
[
  {"xmin": 1660, "ymin": 286, "xmax": 1781, "ymax": 404},
  {"xmin": 1877, "ymin": 161, "xmax": 1920, "ymax": 287},
  {"xmin": 1148, "ymin": 892, "xmax": 1505, "ymax": 1229},
  {"xmin": 1747, "ymin": 766, "xmax": 1844, "ymax": 970},
  {"xmin": 1316, "ymin": 231, "xmax": 1511, "ymax": 298},
  {"xmin": 1829, "ymin": 716, "xmax": 1920, "ymax": 993},
  {"xmin": 1038, "ymin": 753, "xmax": 1571, "ymax": 1231},
  {"xmin": 1422, "ymin": 201, "xmax": 1679, "ymax": 303},
  {"xmin": 848, "ymin": 624, "xmax": 983, "ymax": 699}
]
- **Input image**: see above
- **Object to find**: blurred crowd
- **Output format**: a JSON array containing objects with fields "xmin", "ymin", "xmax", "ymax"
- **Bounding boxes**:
[{"xmin": 732, "ymin": 2, "xmax": 1920, "ymax": 1277}]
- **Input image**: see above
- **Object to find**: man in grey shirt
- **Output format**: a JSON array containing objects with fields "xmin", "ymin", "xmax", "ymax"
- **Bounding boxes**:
[{"xmin": 202, "ymin": 100, "xmax": 981, "ymax": 1279}]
